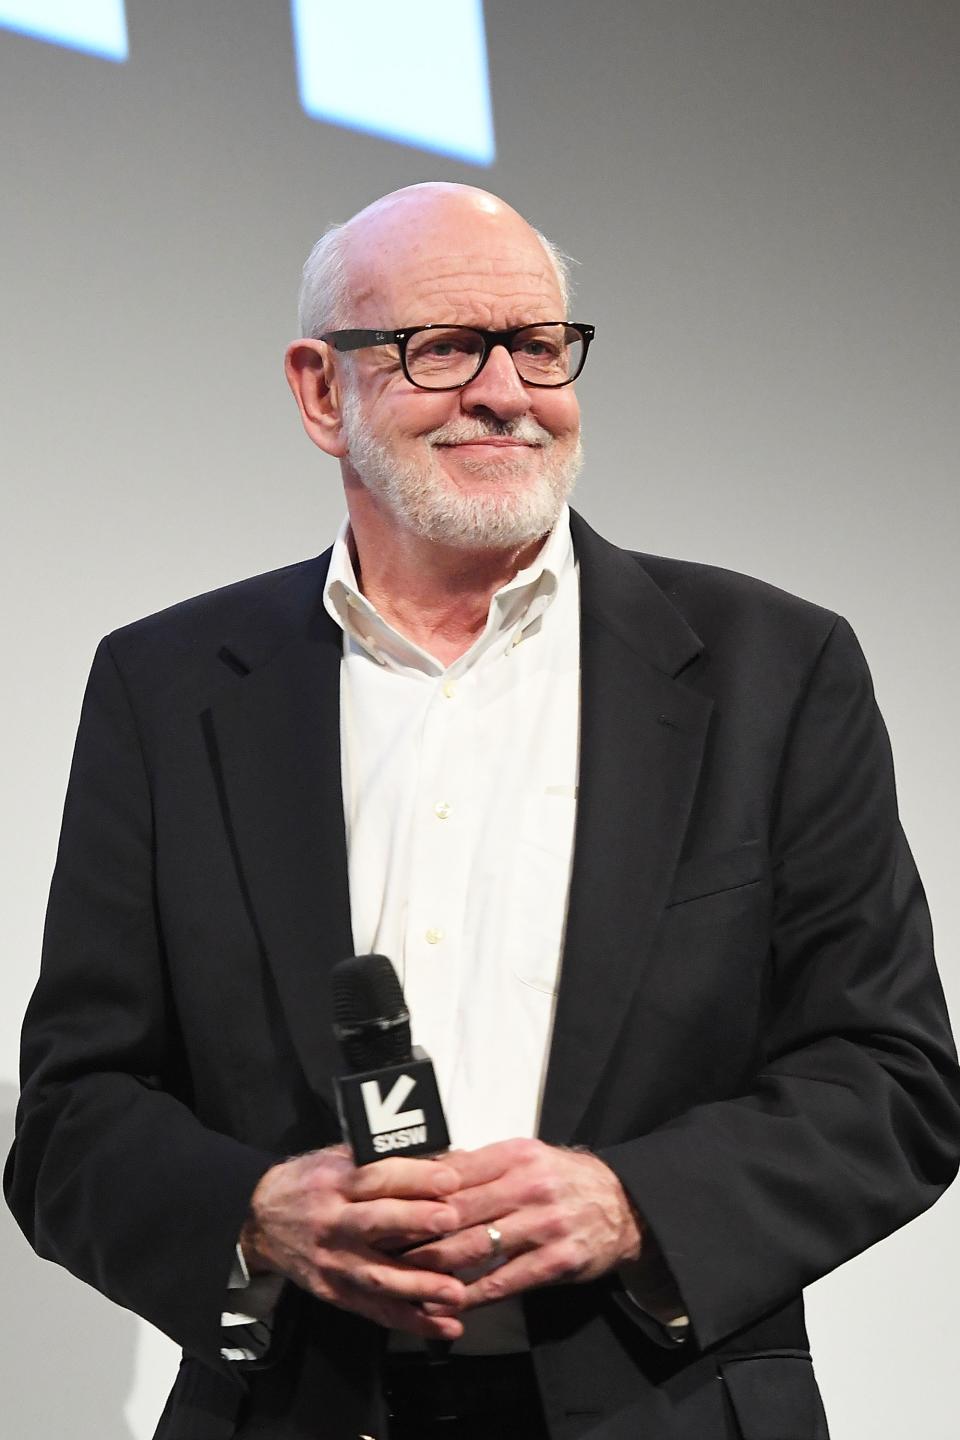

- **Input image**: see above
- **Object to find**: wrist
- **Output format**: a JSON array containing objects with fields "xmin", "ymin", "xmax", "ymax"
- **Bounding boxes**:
[
  {"xmin": 570, "ymin": 1146, "xmax": 644, "ymax": 1264},
  {"xmin": 239, "ymin": 1169, "xmax": 280, "ymax": 1276}
]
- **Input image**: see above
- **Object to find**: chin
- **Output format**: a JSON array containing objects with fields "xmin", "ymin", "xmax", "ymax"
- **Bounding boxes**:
[
  {"xmin": 440, "ymin": 452, "xmax": 544, "ymax": 486},
  {"xmin": 395, "ymin": 474, "xmax": 573, "ymax": 551}
]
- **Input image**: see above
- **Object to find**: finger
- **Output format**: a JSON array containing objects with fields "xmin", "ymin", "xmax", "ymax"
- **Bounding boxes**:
[
  {"xmin": 397, "ymin": 1309, "xmax": 463, "ymax": 1341},
  {"xmin": 408, "ymin": 1220, "xmax": 519, "ymax": 1275},
  {"xmin": 445, "ymin": 1178, "xmax": 522, "ymax": 1230},
  {"xmin": 345, "ymin": 1157, "xmax": 460, "ymax": 1201},
  {"xmin": 443, "ymin": 1141, "xmax": 562, "ymax": 1224},
  {"xmin": 324, "ymin": 1281, "xmax": 464, "ymax": 1341},
  {"xmin": 459, "ymin": 1247, "xmax": 570, "ymax": 1308},
  {"xmin": 341, "ymin": 1250, "xmax": 468, "ymax": 1310},
  {"xmin": 337, "ymin": 1197, "xmax": 460, "ymax": 1248},
  {"xmin": 442, "ymin": 1140, "xmax": 532, "ymax": 1189}
]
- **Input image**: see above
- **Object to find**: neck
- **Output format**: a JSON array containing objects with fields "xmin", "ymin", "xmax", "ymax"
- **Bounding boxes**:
[{"xmin": 346, "ymin": 495, "xmax": 550, "ymax": 666}]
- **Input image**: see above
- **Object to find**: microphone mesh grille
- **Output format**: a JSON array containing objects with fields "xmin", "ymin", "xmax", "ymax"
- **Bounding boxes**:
[{"xmin": 331, "ymin": 954, "xmax": 412, "ymax": 1071}]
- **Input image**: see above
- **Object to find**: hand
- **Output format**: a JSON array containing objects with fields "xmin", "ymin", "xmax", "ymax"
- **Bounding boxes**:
[
  {"xmin": 410, "ymin": 1139, "xmax": 644, "ymax": 1310},
  {"xmin": 240, "ymin": 1145, "xmax": 467, "ymax": 1338}
]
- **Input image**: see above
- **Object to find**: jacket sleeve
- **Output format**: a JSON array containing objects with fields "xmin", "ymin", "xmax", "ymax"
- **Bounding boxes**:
[
  {"xmin": 4, "ymin": 637, "xmax": 278, "ymax": 1369},
  {"xmin": 599, "ymin": 615, "xmax": 960, "ymax": 1351}
]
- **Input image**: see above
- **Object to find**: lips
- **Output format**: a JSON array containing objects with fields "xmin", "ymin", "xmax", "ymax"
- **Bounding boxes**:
[{"xmin": 437, "ymin": 438, "xmax": 539, "ymax": 449}]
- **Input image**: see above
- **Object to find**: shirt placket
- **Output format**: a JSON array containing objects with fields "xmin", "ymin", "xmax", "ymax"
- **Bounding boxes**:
[{"xmin": 401, "ymin": 667, "xmax": 475, "ymax": 1106}]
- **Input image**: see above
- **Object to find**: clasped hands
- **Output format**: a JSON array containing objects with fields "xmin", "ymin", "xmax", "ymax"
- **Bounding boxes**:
[{"xmin": 241, "ymin": 1138, "xmax": 644, "ymax": 1341}]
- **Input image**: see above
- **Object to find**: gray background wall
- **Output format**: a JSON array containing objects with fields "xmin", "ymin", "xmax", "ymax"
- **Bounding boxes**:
[{"xmin": 1, "ymin": 3, "xmax": 957, "ymax": 1435}]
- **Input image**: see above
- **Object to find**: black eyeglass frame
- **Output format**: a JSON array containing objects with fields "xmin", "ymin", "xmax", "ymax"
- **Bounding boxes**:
[{"xmin": 318, "ymin": 322, "xmax": 595, "ymax": 390}]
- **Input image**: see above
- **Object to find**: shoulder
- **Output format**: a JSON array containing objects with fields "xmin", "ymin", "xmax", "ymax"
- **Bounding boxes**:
[
  {"xmin": 632, "ymin": 550, "xmax": 838, "ymax": 639},
  {"xmin": 570, "ymin": 510, "xmax": 843, "ymax": 676},
  {"xmin": 105, "ymin": 553, "xmax": 330, "ymax": 660},
  {"xmin": 618, "ymin": 550, "xmax": 877, "ymax": 739},
  {"xmin": 630, "ymin": 552, "xmax": 859, "ymax": 697},
  {"xmin": 95, "ymin": 553, "xmax": 333, "ymax": 711}
]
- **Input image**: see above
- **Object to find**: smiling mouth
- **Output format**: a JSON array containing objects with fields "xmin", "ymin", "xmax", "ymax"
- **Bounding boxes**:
[{"xmin": 437, "ymin": 438, "xmax": 539, "ymax": 449}]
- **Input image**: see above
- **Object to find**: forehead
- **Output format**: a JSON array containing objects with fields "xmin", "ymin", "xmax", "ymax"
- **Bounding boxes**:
[{"xmin": 344, "ymin": 215, "xmax": 564, "ymax": 330}]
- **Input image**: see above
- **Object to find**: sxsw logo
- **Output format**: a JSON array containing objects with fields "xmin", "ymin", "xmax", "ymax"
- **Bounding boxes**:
[
  {"xmin": 2, "ymin": 1, "xmax": 495, "ymax": 165},
  {"xmin": 335, "ymin": 1052, "xmax": 448, "ymax": 1163},
  {"xmin": 361, "ymin": 1073, "xmax": 428, "ymax": 1153}
]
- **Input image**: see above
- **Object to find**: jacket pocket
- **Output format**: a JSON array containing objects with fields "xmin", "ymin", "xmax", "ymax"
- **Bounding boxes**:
[
  {"xmin": 667, "ymin": 840, "xmax": 766, "ymax": 908},
  {"xmin": 719, "ymin": 1354, "xmax": 830, "ymax": 1440}
]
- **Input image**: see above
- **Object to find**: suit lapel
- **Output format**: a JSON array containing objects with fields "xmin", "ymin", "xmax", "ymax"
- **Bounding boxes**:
[
  {"xmin": 206, "ymin": 558, "xmax": 352, "ymax": 1113},
  {"xmin": 539, "ymin": 514, "xmax": 713, "ymax": 1144}
]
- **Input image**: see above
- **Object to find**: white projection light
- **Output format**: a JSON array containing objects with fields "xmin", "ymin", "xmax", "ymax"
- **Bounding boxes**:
[
  {"xmin": 0, "ymin": 0, "xmax": 128, "ymax": 60},
  {"xmin": 291, "ymin": 0, "xmax": 495, "ymax": 166}
]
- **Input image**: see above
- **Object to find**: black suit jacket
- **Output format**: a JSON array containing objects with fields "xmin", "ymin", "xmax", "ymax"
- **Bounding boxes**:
[{"xmin": 7, "ymin": 511, "xmax": 960, "ymax": 1439}]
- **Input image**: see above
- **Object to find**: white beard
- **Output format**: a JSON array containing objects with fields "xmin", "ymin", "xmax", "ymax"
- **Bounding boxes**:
[{"xmin": 339, "ymin": 385, "xmax": 582, "ymax": 550}]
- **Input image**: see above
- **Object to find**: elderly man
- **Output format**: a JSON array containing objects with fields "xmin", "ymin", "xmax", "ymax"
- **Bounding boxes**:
[{"xmin": 7, "ymin": 183, "xmax": 960, "ymax": 1440}]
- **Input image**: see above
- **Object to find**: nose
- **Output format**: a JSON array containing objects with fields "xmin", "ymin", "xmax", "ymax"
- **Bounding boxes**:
[{"xmin": 458, "ymin": 342, "xmax": 531, "ymax": 421}]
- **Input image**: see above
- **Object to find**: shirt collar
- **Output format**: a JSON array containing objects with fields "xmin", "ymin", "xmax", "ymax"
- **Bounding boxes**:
[{"xmin": 323, "ymin": 505, "xmax": 574, "ymax": 677}]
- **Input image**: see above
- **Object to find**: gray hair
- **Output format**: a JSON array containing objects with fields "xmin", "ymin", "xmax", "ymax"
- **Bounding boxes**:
[{"xmin": 297, "ymin": 221, "xmax": 574, "ymax": 338}]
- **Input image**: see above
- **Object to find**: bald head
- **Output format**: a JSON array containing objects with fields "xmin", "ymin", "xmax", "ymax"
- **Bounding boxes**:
[
  {"xmin": 297, "ymin": 183, "xmax": 570, "ymax": 337},
  {"xmin": 347, "ymin": 181, "xmax": 516, "ymax": 232}
]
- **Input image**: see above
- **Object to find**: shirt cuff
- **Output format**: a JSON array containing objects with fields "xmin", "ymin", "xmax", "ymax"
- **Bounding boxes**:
[
  {"xmin": 616, "ymin": 1231, "xmax": 690, "ymax": 1349},
  {"xmin": 221, "ymin": 1243, "xmax": 285, "ymax": 1360},
  {"xmin": 618, "ymin": 1262, "xmax": 689, "ymax": 1343},
  {"xmin": 227, "ymin": 1241, "xmax": 250, "ymax": 1290}
]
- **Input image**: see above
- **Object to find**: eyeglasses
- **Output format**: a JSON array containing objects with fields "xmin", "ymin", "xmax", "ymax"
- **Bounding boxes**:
[{"xmin": 318, "ymin": 322, "xmax": 595, "ymax": 391}]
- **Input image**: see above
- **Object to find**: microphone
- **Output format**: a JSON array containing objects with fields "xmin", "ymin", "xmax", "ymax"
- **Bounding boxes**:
[{"xmin": 331, "ymin": 954, "xmax": 450, "ymax": 1165}]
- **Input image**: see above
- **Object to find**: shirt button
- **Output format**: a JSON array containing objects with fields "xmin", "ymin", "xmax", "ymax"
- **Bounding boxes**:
[
  {"xmin": 434, "ymin": 800, "xmax": 452, "ymax": 820},
  {"xmin": 425, "ymin": 928, "xmax": 444, "ymax": 945},
  {"xmin": 442, "ymin": 681, "xmax": 456, "ymax": 699}
]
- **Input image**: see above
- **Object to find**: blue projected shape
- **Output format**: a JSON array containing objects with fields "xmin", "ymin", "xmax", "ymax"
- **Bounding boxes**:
[
  {"xmin": 291, "ymin": 0, "xmax": 495, "ymax": 166},
  {"xmin": 0, "ymin": 0, "xmax": 128, "ymax": 60}
]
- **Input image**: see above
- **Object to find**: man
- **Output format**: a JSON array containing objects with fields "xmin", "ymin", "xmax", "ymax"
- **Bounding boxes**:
[{"xmin": 6, "ymin": 183, "xmax": 960, "ymax": 1440}]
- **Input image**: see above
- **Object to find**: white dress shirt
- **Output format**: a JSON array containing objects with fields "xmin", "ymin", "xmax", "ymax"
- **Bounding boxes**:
[{"xmin": 331, "ymin": 507, "xmax": 580, "ymax": 1154}]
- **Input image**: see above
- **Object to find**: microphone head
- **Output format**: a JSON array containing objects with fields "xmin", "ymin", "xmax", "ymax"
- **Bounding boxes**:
[{"xmin": 331, "ymin": 954, "xmax": 413, "ymax": 1072}]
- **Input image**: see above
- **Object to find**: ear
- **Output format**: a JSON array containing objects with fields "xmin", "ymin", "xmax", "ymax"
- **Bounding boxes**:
[{"xmin": 284, "ymin": 339, "xmax": 350, "ymax": 458}]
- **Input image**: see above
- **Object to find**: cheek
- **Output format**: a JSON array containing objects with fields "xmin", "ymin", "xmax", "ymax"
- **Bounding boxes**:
[
  {"xmin": 376, "ymin": 389, "xmax": 459, "ymax": 438},
  {"xmin": 535, "ymin": 391, "xmax": 580, "ymax": 441}
]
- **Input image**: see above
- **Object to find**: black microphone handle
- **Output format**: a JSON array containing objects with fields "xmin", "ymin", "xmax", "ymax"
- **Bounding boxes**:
[{"xmin": 331, "ymin": 955, "xmax": 451, "ymax": 1164}]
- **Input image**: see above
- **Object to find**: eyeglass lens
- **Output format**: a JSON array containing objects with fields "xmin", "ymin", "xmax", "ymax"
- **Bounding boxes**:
[{"xmin": 404, "ymin": 325, "xmax": 584, "ymax": 388}]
